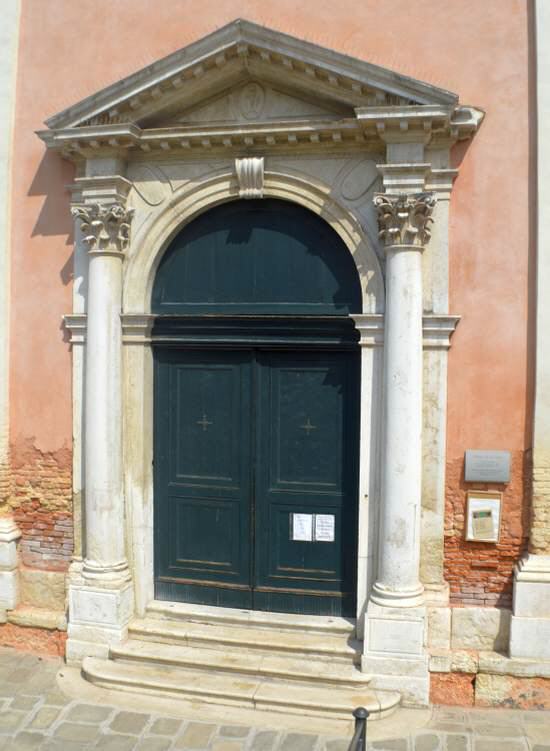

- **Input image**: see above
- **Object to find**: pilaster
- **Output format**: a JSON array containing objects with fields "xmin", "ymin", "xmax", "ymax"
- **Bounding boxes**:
[{"xmin": 509, "ymin": 0, "xmax": 550, "ymax": 662}]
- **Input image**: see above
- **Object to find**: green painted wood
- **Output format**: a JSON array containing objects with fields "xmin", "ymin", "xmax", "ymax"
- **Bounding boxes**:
[
  {"xmin": 154, "ymin": 349, "xmax": 254, "ymax": 608},
  {"xmin": 152, "ymin": 199, "xmax": 362, "ymax": 316},
  {"xmin": 154, "ymin": 347, "xmax": 359, "ymax": 616}
]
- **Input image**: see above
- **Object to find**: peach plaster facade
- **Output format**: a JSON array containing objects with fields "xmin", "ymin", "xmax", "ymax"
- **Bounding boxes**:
[{"xmin": 0, "ymin": 0, "xmax": 547, "ymax": 709}]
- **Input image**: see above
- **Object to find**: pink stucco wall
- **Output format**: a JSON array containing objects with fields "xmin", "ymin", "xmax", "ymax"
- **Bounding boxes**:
[{"xmin": 10, "ymin": 0, "xmax": 532, "ymax": 462}]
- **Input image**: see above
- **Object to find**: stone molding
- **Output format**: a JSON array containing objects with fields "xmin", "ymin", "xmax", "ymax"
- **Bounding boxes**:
[
  {"xmin": 71, "ymin": 203, "xmax": 134, "ymax": 254},
  {"xmin": 514, "ymin": 553, "xmax": 550, "ymax": 583},
  {"xmin": 121, "ymin": 314, "xmax": 155, "ymax": 344},
  {"xmin": 374, "ymin": 192, "xmax": 436, "ymax": 248},
  {"xmin": 64, "ymin": 313, "xmax": 460, "ymax": 351},
  {"xmin": 35, "ymin": 21, "xmax": 483, "ymax": 161},
  {"xmin": 236, "ymin": 157, "xmax": 264, "ymax": 198},
  {"xmin": 63, "ymin": 314, "xmax": 87, "ymax": 344}
]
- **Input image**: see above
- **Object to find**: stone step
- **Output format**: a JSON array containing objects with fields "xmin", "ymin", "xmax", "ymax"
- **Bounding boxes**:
[
  {"xmin": 129, "ymin": 617, "xmax": 361, "ymax": 664},
  {"xmin": 146, "ymin": 600, "xmax": 356, "ymax": 635},
  {"xmin": 82, "ymin": 656, "xmax": 400, "ymax": 721},
  {"xmin": 111, "ymin": 639, "xmax": 371, "ymax": 688}
]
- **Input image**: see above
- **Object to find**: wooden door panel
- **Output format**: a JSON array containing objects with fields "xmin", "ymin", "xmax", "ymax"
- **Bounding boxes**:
[
  {"xmin": 154, "ymin": 349, "xmax": 253, "ymax": 606},
  {"xmin": 254, "ymin": 351, "xmax": 359, "ymax": 616}
]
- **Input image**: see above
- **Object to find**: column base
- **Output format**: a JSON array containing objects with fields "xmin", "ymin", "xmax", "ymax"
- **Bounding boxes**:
[
  {"xmin": 0, "ymin": 516, "xmax": 21, "ymax": 610},
  {"xmin": 510, "ymin": 554, "xmax": 550, "ymax": 659},
  {"xmin": 370, "ymin": 581, "xmax": 425, "ymax": 608},
  {"xmin": 67, "ymin": 579, "xmax": 134, "ymax": 664},
  {"xmin": 363, "ymin": 601, "xmax": 429, "ymax": 706}
]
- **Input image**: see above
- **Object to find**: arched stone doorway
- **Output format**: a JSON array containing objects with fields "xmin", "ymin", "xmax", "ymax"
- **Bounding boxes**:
[{"xmin": 151, "ymin": 199, "xmax": 362, "ymax": 616}]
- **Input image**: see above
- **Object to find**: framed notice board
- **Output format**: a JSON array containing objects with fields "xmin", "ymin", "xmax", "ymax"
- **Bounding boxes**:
[{"xmin": 465, "ymin": 490, "xmax": 502, "ymax": 543}]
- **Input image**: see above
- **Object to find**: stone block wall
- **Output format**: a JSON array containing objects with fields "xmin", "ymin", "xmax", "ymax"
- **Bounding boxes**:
[
  {"xmin": 530, "ymin": 448, "xmax": 550, "ymax": 554},
  {"xmin": 444, "ymin": 451, "xmax": 530, "ymax": 607}
]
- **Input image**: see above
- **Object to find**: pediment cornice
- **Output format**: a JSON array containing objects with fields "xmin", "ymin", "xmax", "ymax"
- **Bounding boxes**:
[{"xmin": 37, "ymin": 20, "xmax": 484, "ymax": 161}]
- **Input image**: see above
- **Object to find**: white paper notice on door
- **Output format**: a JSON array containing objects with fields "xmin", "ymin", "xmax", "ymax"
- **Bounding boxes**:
[
  {"xmin": 314, "ymin": 514, "xmax": 335, "ymax": 542},
  {"xmin": 291, "ymin": 513, "xmax": 313, "ymax": 541}
]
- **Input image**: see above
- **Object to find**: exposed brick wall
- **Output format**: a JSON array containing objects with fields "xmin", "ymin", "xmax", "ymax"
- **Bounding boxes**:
[
  {"xmin": 530, "ymin": 448, "xmax": 550, "ymax": 554},
  {"xmin": 8, "ymin": 438, "xmax": 73, "ymax": 572},
  {"xmin": 444, "ymin": 451, "xmax": 530, "ymax": 608}
]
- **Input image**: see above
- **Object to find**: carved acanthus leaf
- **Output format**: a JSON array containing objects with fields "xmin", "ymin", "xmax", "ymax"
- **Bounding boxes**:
[
  {"xmin": 374, "ymin": 192, "xmax": 436, "ymax": 247},
  {"xmin": 71, "ymin": 203, "xmax": 134, "ymax": 252}
]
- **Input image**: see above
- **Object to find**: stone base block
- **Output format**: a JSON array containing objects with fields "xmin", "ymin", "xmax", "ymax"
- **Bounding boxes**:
[
  {"xmin": 427, "ymin": 606, "xmax": 451, "ymax": 649},
  {"xmin": 475, "ymin": 672, "xmax": 550, "ymax": 708},
  {"xmin": 67, "ymin": 581, "xmax": 134, "ymax": 664},
  {"xmin": 20, "ymin": 568, "xmax": 66, "ymax": 611},
  {"xmin": 364, "ymin": 671, "xmax": 430, "ymax": 707},
  {"xmin": 365, "ymin": 602, "xmax": 427, "ymax": 657},
  {"xmin": 363, "ymin": 601, "xmax": 429, "ymax": 706},
  {"xmin": 510, "ymin": 615, "xmax": 550, "ymax": 659},
  {"xmin": 430, "ymin": 672, "xmax": 475, "ymax": 706},
  {"xmin": 0, "ymin": 570, "xmax": 19, "ymax": 610},
  {"xmin": 450, "ymin": 606, "xmax": 510, "ymax": 651}
]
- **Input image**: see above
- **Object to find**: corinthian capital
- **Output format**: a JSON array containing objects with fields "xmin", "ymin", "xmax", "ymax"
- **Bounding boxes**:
[
  {"xmin": 71, "ymin": 203, "xmax": 134, "ymax": 253},
  {"xmin": 374, "ymin": 192, "xmax": 436, "ymax": 248}
]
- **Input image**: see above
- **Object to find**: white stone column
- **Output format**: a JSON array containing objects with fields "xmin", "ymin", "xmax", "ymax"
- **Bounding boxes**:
[
  {"xmin": 363, "ymin": 192, "xmax": 435, "ymax": 707},
  {"xmin": 371, "ymin": 192, "xmax": 435, "ymax": 608},
  {"xmin": 67, "ymin": 182, "xmax": 134, "ymax": 662},
  {"xmin": 510, "ymin": 0, "xmax": 550, "ymax": 660}
]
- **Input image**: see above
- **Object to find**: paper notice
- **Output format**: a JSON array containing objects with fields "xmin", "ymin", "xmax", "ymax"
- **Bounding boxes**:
[
  {"xmin": 292, "ymin": 513, "xmax": 313, "ymax": 541},
  {"xmin": 472, "ymin": 509, "xmax": 494, "ymax": 539},
  {"xmin": 314, "ymin": 514, "xmax": 335, "ymax": 542}
]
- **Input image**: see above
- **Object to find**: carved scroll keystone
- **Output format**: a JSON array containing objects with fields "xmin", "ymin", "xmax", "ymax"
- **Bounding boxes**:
[
  {"xmin": 374, "ymin": 192, "xmax": 436, "ymax": 248},
  {"xmin": 71, "ymin": 203, "xmax": 134, "ymax": 252},
  {"xmin": 235, "ymin": 157, "xmax": 264, "ymax": 199}
]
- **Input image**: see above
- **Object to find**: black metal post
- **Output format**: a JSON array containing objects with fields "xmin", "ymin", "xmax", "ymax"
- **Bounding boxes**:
[{"xmin": 350, "ymin": 707, "xmax": 369, "ymax": 750}]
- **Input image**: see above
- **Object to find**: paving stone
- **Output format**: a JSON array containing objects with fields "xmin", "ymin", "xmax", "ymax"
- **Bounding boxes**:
[
  {"xmin": 110, "ymin": 711, "xmax": 150, "ymax": 734},
  {"xmin": 9, "ymin": 731, "xmax": 45, "ymax": 749},
  {"xmin": 0, "ymin": 710, "xmax": 26, "ymax": 733},
  {"xmin": 473, "ymin": 724, "xmax": 524, "ymax": 738},
  {"xmin": 325, "ymin": 740, "xmax": 349, "ymax": 751},
  {"xmin": 428, "ymin": 724, "xmax": 467, "ymax": 734},
  {"xmin": 95, "ymin": 735, "xmax": 138, "ymax": 751},
  {"xmin": 148, "ymin": 717, "xmax": 182, "ymax": 735},
  {"xmin": 65, "ymin": 703, "xmax": 113, "ymax": 723},
  {"xmin": 136, "ymin": 738, "xmax": 172, "ymax": 751},
  {"xmin": 445, "ymin": 735, "xmax": 469, "ymax": 751},
  {"xmin": 473, "ymin": 741, "xmax": 526, "ymax": 751},
  {"xmin": 26, "ymin": 706, "xmax": 61, "ymax": 729},
  {"xmin": 219, "ymin": 725, "xmax": 251, "ymax": 738},
  {"xmin": 371, "ymin": 741, "xmax": 408, "ymax": 750},
  {"xmin": 532, "ymin": 747, "xmax": 550, "ymax": 750},
  {"xmin": 41, "ymin": 743, "xmax": 88, "ymax": 751},
  {"xmin": 280, "ymin": 733, "xmax": 318, "ymax": 751},
  {"xmin": 9, "ymin": 696, "xmax": 40, "ymax": 711},
  {"xmin": 42, "ymin": 690, "xmax": 70, "ymax": 706},
  {"xmin": 211, "ymin": 742, "xmax": 245, "ymax": 751},
  {"xmin": 175, "ymin": 722, "xmax": 216, "ymax": 749},
  {"xmin": 8, "ymin": 671, "xmax": 33, "ymax": 684},
  {"xmin": 54, "ymin": 721, "xmax": 99, "ymax": 742},
  {"xmin": 414, "ymin": 734, "xmax": 440, "ymax": 751},
  {"xmin": 250, "ymin": 730, "xmax": 279, "ymax": 750}
]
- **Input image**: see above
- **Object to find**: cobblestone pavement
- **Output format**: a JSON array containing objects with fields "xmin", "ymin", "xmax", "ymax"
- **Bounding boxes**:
[{"xmin": 0, "ymin": 648, "xmax": 548, "ymax": 750}]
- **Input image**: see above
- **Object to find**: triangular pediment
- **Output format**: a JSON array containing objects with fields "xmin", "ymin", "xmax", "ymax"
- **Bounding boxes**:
[
  {"xmin": 44, "ymin": 19, "xmax": 458, "ymax": 131},
  {"xmin": 38, "ymin": 20, "xmax": 484, "ymax": 158}
]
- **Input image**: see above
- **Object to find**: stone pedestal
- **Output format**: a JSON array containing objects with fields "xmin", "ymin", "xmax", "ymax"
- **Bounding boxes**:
[
  {"xmin": 510, "ymin": 555, "xmax": 550, "ymax": 659},
  {"xmin": 0, "ymin": 516, "xmax": 21, "ymax": 610}
]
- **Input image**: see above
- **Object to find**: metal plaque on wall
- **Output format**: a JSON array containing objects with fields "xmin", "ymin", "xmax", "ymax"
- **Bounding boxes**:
[{"xmin": 464, "ymin": 450, "xmax": 511, "ymax": 483}]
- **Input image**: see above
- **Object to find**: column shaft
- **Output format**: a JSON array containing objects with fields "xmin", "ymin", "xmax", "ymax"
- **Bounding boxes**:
[
  {"xmin": 84, "ymin": 250, "xmax": 128, "ymax": 580},
  {"xmin": 373, "ymin": 245, "xmax": 424, "ymax": 606}
]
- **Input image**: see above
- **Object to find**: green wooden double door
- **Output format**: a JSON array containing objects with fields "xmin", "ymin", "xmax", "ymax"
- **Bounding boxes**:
[{"xmin": 154, "ymin": 346, "xmax": 359, "ymax": 616}]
